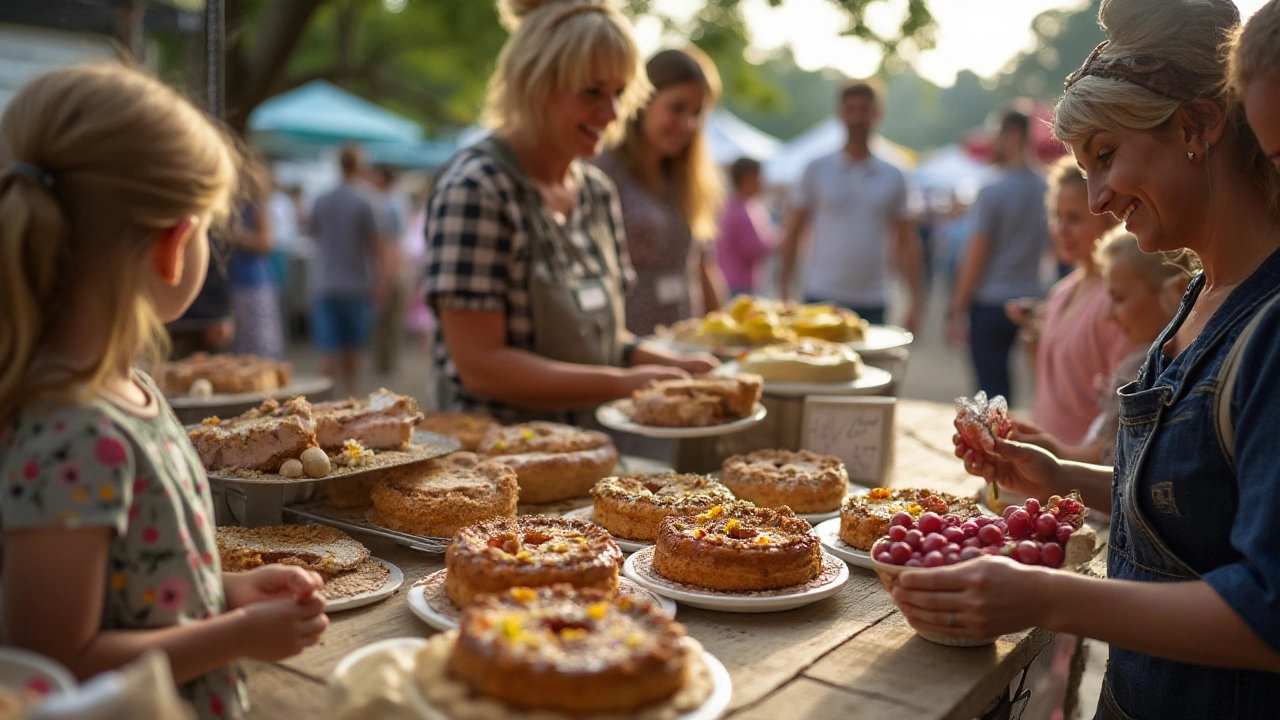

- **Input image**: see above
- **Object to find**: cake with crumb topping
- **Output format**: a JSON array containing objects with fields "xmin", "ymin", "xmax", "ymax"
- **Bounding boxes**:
[
  {"xmin": 445, "ymin": 516, "xmax": 622, "ymax": 607},
  {"xmin": 652, "ymin": 503, "xmax": 821, "ymax": 591},
  {"xmin": 720, "ymin": 449, "xmax": 848, "ymax": 513},
  {"xmin": 591, "ymin": 473, "xmax": 737, "ymax": 542}
]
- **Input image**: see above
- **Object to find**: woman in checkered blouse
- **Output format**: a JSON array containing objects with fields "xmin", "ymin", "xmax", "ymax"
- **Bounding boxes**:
[{"xmin": 424, "ymin": 0, "xmax": 718, "ymax": 424}]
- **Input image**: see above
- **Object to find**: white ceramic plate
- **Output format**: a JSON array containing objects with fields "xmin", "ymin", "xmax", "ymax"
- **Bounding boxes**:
[
  {"xmin": 717, "ymin": 362, "xmax": 892, "ymax": 398},
  {"xmin": 623, "ymin": 547, "xmax": 849, "ymax": 613},
  {"xmin": 814, "ymin": 517, "xmax": 874, "ymax": 569},
  {"xmin": 407, "ymin": 647, "xmax": 731, "ymax": 720},
  {"xmin": 406, "ymin": 569, "xmax": 678, "ymax": 631},
  {"xmin": 595, "ymin": 400, "xmax": 767, "ymax": 439},
  {"xmin": 0, "ymin": 647, "xmax": 77, "ymax": 701},
  {"xmin": 846, "ymin": 324, "xmax": 914, "ymax": 357},
  {"xmin": 331, "ymin": 636, "xmax": 428, "ymax": 680},
  {"xmin": 560, "ymin": 505, "xmax": 651, "ymax": 553},
  {"xmin": 326, "ymin": 558, "xmax": 404, "ymax": 612}
]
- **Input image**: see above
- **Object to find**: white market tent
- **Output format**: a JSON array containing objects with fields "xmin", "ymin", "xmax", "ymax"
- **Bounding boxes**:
[
  {"xmin": 705, "ymin": 109, "xmax": 782, "ymax": 165},
  {"xmin": 763, "ymin": 116, "xmax": 917, "ymax": 186}
]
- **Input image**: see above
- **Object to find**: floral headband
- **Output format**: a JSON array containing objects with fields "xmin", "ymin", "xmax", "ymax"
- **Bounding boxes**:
[{"xmin": 1064, "ymin": 41, "xmax": 1199, "ymax": 102}]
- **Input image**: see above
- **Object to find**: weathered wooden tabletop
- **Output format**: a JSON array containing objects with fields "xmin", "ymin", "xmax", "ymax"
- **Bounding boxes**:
[{"xmin": 244, "ymin": 399, "xmax": 1072, "ymax": 720}]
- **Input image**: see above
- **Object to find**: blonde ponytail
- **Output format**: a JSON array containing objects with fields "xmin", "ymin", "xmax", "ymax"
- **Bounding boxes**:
[{"xmin": 0, "ymin": 63, "xmax": 237, "ymax": 423}]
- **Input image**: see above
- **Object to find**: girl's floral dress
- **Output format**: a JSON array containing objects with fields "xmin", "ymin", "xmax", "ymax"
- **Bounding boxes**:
[{"xmin": 0, "ymin": 372, "xmax": 246, "ymax": 719}]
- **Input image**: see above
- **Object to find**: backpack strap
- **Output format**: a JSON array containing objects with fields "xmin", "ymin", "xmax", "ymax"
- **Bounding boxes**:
[{"xmin": 1215, "ymin": 291, "xmax": 1280, "ymax": 467}]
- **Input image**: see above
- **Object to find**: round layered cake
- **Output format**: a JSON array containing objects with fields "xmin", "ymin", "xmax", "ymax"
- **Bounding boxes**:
[
  {"xmin": 737, "ymin": 339, "xmax": 863, "ymax": 384},
  {"xmin": 653, "ymin": 503, "xmax": 822, "ymax": 591},
  {"xmin": 591, "ymin": 473, "xmax": 737, "ymax": 542},
  {"xmin": 445, "ymin": 516, "xmax": 623, "ymax": 607},
  {"xmin": 839, "ymin": 487, "xmax": 981, "ymax": 550},
  {"xmin": 370, "ymin": 452, "xmax": 518, "ymax": 538},
  {"xmin": 478, "ymin": 422, "xmax": 617, "ymax": 504},
  {"xmin": 446, "ymin": 585, "xmax": 689, "ymax": 714},
  {"xmin": 719, "ymin": 449, "xmax": 849, "ymax": 513}
]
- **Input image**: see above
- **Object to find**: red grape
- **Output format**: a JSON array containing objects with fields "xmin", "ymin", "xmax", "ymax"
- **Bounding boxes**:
[
  {"xmin": 960, "ymin": 547, "xmax": 983, "ymax": 561},
  {"xmin": 918, "ymin": 512, "xmax": 945, "ymax": 535},
  {"xmin": 960, "ymin": 521, "xmax": 980, "ymax": 538},
  {"xmin": 977, "ymin": 524, "xmax": 1004, "ymax": 546},
  {"xmin": 1024, "ymin": 498, "xmax": 1041, "ymax": 515},
  {"xmin": 943, "ymin": 527, "xmax": 967, "ymax": 545},
  {"xmin": 974, "ymin": 516, "xmax": 992, "ymax": 528},
  {"xmin": 888, "ymin": 525, "xmax": 908, "ymax": 543},
  {"xmin": 923, "ymin": 551, "xmax": 946, "ymax": 568},
  {"xmin": 875, "ymin": 551, "xmax": 894, "ymax": 564},
  {"xmin": 944, "ymin": 542, "xmax": 962, "ymax": 555},
  {"xmin": 1056, "ymin": 525, "xmax": 1073, "ymax": 545},
  {"xmin": 945, "ymin": 515, "xmax": 961, "ymax": 527},
  {"xmin": 1041, "ymin": 542, "xmax": 1065, "ymax": 568},
  {"xmin": 890, "ymin": 512, "xmax": 914, "ymax": 529},
  {"xmin": 1003, "ymin": 505, "xmax": 1019, "ymax": 520},
  {"xmin": 993, "ymin": 520, "xmax": 1008, "ymax": 534},
  {"xmin": 1015, "ymin": 540, "xmax": 1041, "ymax": 565},
  {"xmin": 904, "ymin": 558, "xmax": 923, "ymax": 568},
  {"xmin": 889, "ymin": 542, "xmax": 912, "ymax": 564},
  {"xmin": 962, "ymin": 537, "xmax": 983, "ymax": 549},
  {"xmin": 1007, "ymin": 509, "xmax": 1031, "ymax": 539},
  {"xmin": 982, "ymin": 546, "xmax": 1001, "ymax": 556},
  {"xmin": 1034, "ymin": 513, "xmax": 1059, "ymax": 539},
  {"xmin": 872, "ymin": 539, "xmax": 892, "ymax": 556},
  {"xmin": 905, "ymin": 529, "xmax": 924, "ymax": 550},
  {"xmin": 922, "ymin": 534, "xmax": 948, "ymax": 554},
  {"xmin": 945, "ymin": 552, "xmax": 962, "ymax": 565}
]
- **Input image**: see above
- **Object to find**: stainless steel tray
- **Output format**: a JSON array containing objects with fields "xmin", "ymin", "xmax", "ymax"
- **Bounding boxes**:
[{"xmin": 284, "ymin": 502, "xmax": 452, "ymax": 553}]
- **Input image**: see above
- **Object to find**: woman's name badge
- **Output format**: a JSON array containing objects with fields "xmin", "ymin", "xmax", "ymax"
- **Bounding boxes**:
[
  {"xmin": 575, "ymin": 281, "xmax": 609, "ymax": 312},
  {"xmin": 656, "ymin": 273, "xmax": 686, "ymax": 306}
]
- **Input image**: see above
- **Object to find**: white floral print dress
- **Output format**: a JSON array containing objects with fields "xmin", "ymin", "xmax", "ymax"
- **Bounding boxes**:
[{"xmin": 0, "ymin": 372, "xmax": 245, "ymax": 719}]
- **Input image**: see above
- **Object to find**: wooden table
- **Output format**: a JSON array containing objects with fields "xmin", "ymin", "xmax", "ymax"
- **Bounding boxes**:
[{"xmin": 244, "ymin": 399, "xmax": 1078, "ymax": 719}]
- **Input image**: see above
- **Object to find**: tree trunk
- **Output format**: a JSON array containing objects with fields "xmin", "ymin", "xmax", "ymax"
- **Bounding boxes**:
[{"xmin": 225, "ymin": 0, "xmax": 325, "ymax": 135}]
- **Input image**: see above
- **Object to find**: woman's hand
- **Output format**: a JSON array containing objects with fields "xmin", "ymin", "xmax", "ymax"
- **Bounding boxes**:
[
  {"xmin": 1008, "ymin": 418, "xmax": 1065, "ymax": 458},
  {"xmin": 891, "ymin": 556, "xmax": 1053, "ymax": 639},
  {"xmin": 953, "ymin": 433, "xmax": 1062, "ymax": 499},
  {"xmin": 617, "ymin": 365, "xmax": 690, "ymax": 395},
  {"xmin": 669, "ymin": 352, "xmax": 720, "ymax": 374},
  {"xmin": 225, "ymin": 565, "xmax": 324, "ymax": 610},
  {"xmin": 233, "ymin": 593, "xmax": 329, "ymax": 662}
]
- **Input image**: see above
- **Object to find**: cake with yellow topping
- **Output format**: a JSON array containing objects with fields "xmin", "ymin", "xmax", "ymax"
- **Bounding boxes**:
[
  {"xmin": 443, "ymin": 585, "xmax": 691, "ymax": 714},
  {"xmin": 652, "ymin": 503, "xmax": 821, "ymax": 591},
  {"xmin": 838, "ymin": 487, "xmax": 981, "ymax": 550},
  {"xmin": 478, "ymin": 422, "xmax": 617, "ymax": 504},
  {"xmin": 720, "ymin": 449, "xmax": 849, "ymax": 513},
  {"xmin": 445, "ymin": 516, "xmax": 623, "ymax": 607},
  {"xmin": 591, "ymin": 473, "xmax": 737, "ymax": 542},
  {"xmin": 784, "ymin": 303, "xmax": 868, "ymax": 343}
]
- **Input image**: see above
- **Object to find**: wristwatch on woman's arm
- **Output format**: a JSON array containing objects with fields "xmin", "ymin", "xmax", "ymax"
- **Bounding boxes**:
[{"xmin": 621, "ymin": 337, "xmax": 643, "ymax": 367}]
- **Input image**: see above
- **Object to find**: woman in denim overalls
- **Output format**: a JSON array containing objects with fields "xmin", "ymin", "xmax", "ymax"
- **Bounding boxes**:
[{"xmin": 893, "ymin": 1, "xmax": 1280, "ymax": 717}]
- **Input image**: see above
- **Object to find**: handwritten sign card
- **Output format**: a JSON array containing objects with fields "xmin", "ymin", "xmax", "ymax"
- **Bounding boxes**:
[{"xmin": 801, "ymin": 396, "xmax": 896, "ymax": 483}]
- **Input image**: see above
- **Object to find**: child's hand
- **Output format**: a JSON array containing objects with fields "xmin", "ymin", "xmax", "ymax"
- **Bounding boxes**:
[
  {"xmin": 236, "ymin": 594, "xmax": 329, "ymax": 662},
  {"xmin": 225, "ymin": 565, "xmax": 324, "ymax": 610}
]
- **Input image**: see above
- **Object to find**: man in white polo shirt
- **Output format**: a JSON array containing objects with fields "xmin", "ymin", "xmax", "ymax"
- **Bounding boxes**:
[{"xmin": 778, "ymin": 81, "xmax": 924, "ymax": 332}]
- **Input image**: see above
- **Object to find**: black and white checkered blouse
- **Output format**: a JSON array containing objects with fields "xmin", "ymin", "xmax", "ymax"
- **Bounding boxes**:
[{"xmin": 424, "ymin": 148, "xmax": 635, "ymax": 422}]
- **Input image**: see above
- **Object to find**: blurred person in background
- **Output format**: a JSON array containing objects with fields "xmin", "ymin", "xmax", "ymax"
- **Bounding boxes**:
[
  {"xmin": 947, "ymin": 109, "xmax": 1051, "ymax": 403},
  {"xmin": 595, "ymin": 46, "xmax": 728, "ymax": 335},
  {"xmin": 717, "ymin": 157, "xmax": 776, "ymax": 297},
  {"xmin": 310, "ymin": 145, "xmax": 381, "ymax": 396},
  {"xmin": 778, "ymin": 80, "xmax": 924, "ymax": 331},
  {"xmin": 227, "ymin": 155, "xmax": 283, "ymax": 358},
  {"xmin": 366, "ymin": 164, "xmax": 409, "ymax": 375}
]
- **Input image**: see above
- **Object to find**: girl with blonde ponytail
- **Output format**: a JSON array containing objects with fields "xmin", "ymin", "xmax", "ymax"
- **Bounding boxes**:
[
  {"xmin": 0, "ymin": 64, "xmax": 328, "ymax": 720},
  {"xmin": 894, "ymin": 1, "xmax": 1280, "ymax": 717}
]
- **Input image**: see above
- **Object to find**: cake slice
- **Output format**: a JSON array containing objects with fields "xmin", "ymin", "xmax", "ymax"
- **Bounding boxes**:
[
  {"xmin": 312, "ymin": 388, "xmax": 424, "ymax": 451},
  {"xmin": 216, "ymin": 524, "xmax": 370, "ymax": 575},
  {"xmin": 188, "ymin": 396, "xmax": 316, "ymax": 472},
  {"xmin": 630, "ymin": 373, "xmax": 762, "ymax": 427}
]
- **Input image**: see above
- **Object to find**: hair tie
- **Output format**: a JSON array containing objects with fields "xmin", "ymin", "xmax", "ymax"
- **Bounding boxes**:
[
  {"xmin": 8, "ymin": 161, "xmax": 54, "ymax": 189},
  {"xmin": 1064, "ymin": 40, "xmax": 1200, "ymax": 102}
]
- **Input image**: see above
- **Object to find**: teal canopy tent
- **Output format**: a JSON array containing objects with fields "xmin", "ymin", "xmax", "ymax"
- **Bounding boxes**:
[{"xmin": 248, "ymin": 80, "xmax": 423, "ymax": 145}]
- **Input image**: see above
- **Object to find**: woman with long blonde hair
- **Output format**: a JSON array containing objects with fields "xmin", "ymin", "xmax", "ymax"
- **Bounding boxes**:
[
  {"xmin": 424, "ymin": 0, "xmax": 716, "ymax": 423},
  {"xmin": 595, "ymin": 46, "xmax": 728, "ymax": 336}
]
